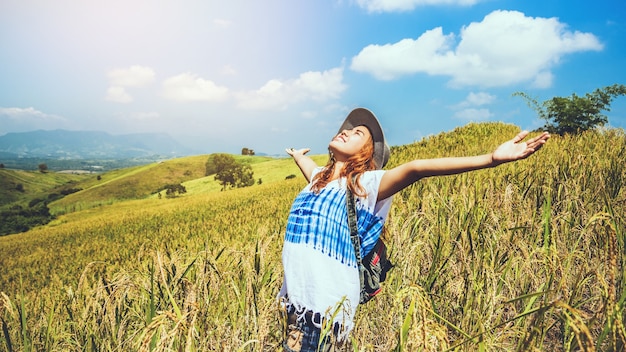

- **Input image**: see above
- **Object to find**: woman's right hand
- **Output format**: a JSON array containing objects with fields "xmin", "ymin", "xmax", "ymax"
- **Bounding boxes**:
[
  {"xmin": 286, "ymin": 148, "xmax": 316, "ymax": 183},
  {"xmin": 286, "ymin": 148, "xmax": 311, "ymax": 158}
]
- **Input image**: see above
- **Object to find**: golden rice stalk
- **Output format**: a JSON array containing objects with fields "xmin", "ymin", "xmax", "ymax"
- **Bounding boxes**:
[
  {"xmin": 554, "ymin": 300, "xmax": 595, "ymax": 352},
  {"xmin": 399, "ymin": 286, "xmax": 449, "ymax": 351}
]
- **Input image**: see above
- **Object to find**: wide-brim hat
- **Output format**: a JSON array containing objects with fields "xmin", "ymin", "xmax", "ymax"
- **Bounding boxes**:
[{"xmin": 338, "ymin": 108, "xmax": 390, "ymax": 169}]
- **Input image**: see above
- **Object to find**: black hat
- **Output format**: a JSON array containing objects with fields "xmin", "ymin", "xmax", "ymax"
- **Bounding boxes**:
[{"xmin": 338, "ymin": 108, "xmax": 390, "ymax": 169}]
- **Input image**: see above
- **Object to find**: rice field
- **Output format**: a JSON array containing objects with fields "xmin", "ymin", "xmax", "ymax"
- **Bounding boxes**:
[{"xmin": 0, "ymin": 123, "xmax": 624, "ymax": 351}]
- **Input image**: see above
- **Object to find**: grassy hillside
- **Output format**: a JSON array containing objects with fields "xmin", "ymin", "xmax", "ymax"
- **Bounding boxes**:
[
  {"xmin": 0, "ymin": 169, "xmax": 87, "ymax": 208},
  {"xmin": 48, "ymin": 154, "xmax": 229, "ymax": 213},
  {"xmin": 0, "ymin": 122, "xmax": 624, "ymax": 351},
  {"xmin": 49, "ymin": 153, "xmax": 328, "ymax": 214}
]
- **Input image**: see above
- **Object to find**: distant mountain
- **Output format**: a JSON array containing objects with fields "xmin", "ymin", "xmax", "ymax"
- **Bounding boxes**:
[{"xmin": 0, "ymin": 130, "xmax": 196, "ymax": 159}]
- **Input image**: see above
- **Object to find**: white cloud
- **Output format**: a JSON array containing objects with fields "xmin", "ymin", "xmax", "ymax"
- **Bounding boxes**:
[
  {"xmin": 357, "ymin": 0, "xmax": 482, "ymax": 12},
  {"xmin": 105, "ymin": 65, "xmax": 156, "ymax": 103},
  {"xmin": 236, "ymin": 67, "xmax": 346, "ymax": 110},
  {"xmin": 107, "ymin": 65, "xmax": 155, "ymax": 87},
  {"xmin": 0, "ymin": 107, "xmax": 68, "ymax": 132},
  {"xmin": 454, "ymin": 108, "xmax": 493, "ymax": 121},
  {"xmin": 295, "ymin": 68, "xmax": 347, "ymax": 101},
  {"xmin": 350, "ymin": 10, "xmax": 603, "ymax": 87},
  {"xmin": 236, "ymin": 79, "xmax": 286, "ymax": 110},
  {"xmin": 531, "ymin": 71, "xmax": 554, "ymax": 89},
  {"xmin": 1, "ymin": 107, "xmax": 40, "ymax": 119},
  {"xmin": 0, "ymin": 107, "xmax": 65, "ymax": 122},
  {"xmin": 462, "ymin": 92, "xmax": 496, "ymax": 107},
  {"xmin": 351, "ymin": 28, "xmax": 457, "ymax": 81},
  {"xmin": 451, "ymin": 91, "xmax": 495, "ymax": 121},
  {"xmin": 105, "ymin": 86, "xmax": 133, "ymax": 103},
  {"xmin": 161, "ymin": 73, "xmax": 230, "ymax": 102}
]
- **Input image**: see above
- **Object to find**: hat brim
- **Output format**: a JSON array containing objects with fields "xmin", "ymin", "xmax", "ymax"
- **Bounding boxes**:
[{"xmin": 338, "ymin": 108, "xmax": 390, "ymax": 169}]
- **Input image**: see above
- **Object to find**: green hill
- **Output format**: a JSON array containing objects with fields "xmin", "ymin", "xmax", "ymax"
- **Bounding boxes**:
[
  {"xmin": 49, "ymin": 153, "xmax": 329, "ymax": 214},
  {"xmin": 0, "ymin": 153, "xmax": 329, "ymax": 230},
  {"xmin": 0, "ymin": 168, "xmax": 87, "ymax": 208}
]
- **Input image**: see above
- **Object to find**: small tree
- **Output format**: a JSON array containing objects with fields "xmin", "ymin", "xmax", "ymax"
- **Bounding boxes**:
[
  {"xmin": 163, "ymin": 184, "xmax": 187, "ymax": 198},
  {"xmin": 234, "ymin": 164, "xmax": 255, "ymax": 188},
  {"xmin": 211, "ymin": 154, "xmax": 256, "ymax": 190},
  {"xmin": 206, "ymin": 153, "xmax": 238, "ymax": 176},
  {"xmin": 241, "ymin": 148, "xmax": 255, "ymax": 156},
  {"xmin": 514, "ymin": 84, "xmax": 626, "ymax": 135},
  {"xmin": 38, "ymin": 163, "xmax": 48, "ymax": 173}
]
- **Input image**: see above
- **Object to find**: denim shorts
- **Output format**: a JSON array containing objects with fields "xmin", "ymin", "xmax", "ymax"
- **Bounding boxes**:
[{"xmin": 282, "ymin": 311, "xmax": 347, "ymax": 352}]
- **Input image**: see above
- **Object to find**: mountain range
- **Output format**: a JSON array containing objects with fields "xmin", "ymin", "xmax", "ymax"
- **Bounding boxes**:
[{"xmin": 0, "ymin": 130, "xmax": 196, "ymax": 160}]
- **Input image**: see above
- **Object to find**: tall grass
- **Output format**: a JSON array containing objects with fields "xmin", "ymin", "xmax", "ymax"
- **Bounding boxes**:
[
  {"xmin": 378, "ymin": 125, "xmax": 626, "ymax": 351},
  {"xmin": 1, "ymin": 123, "xmax": 624, "ymax": 351}
]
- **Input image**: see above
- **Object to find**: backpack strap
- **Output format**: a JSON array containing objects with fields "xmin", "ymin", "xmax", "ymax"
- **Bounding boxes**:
[{"xmin": 346, "ymin": 188, "xmax": 363, "ymax": 268}]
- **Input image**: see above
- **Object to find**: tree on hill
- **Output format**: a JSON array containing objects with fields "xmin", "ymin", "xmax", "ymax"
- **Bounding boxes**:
[
  {"xmin": 514, "ymin": 84, "xmax": 626, "ymax": 135},
  {"xmin": 205, "ymin": 154, "xmax": 224, "ymax": 176},
  {"xmin": 38, "ymin": 163, "xmax": 48, "ymax": 173},
  {"xmin": 164, "ymin": 183, "xmax": 186, "ymax": 198},
  {"xmin": 241, "ymin": 147, "xmax": 255, "ymax": 156},
  {"xmin": 206, "ymin": 154, "xmax": 237, "ymax": 176},
  {"xmin": 232, "ymin": 163, "xmax": 255, "ymax": 188},
  {"xmin": 154, "ymin": 183, "xmax": 187, "ymax": 198},
  {"xmin": 208, "ymin": 153, "xmax": 255, "ymax": 190}
]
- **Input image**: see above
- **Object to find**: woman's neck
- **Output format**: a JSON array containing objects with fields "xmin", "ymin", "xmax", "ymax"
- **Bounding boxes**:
[{"xmin": 329, "ymin": 161, "xmax": 345, "ymax": 181}]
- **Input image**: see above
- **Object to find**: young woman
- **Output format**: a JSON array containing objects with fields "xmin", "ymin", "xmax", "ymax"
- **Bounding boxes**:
[{"xmin": 279, "ymin": 108, "xmax": 550, "ymax": 351}]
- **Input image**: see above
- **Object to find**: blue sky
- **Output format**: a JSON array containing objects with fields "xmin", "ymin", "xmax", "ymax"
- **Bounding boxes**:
[{"xmin": 1, "ymin": 0, "xmax": 625, "ymax": 155}]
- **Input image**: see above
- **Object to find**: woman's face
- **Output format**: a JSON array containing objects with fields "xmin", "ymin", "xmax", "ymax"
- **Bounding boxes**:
[{"xmin": 329, "ymin": 125, "xmax": 373, "ymax": 162}]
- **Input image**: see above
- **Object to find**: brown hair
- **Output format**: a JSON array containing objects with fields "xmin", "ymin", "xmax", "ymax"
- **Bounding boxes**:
[{"xmin": 310, "ymin": 131, "xmax": 376, "ymax": 197}]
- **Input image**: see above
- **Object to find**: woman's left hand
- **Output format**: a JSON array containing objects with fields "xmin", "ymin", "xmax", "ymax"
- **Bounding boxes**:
[{"xmin": 492, "ymin": 131, "xmax": 551, "ymax": 165}]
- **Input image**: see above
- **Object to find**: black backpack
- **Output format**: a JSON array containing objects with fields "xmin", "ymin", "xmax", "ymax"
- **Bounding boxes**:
[{"xmin": 346, "ymin": 189, "xmax": 394, "ymax": 304}]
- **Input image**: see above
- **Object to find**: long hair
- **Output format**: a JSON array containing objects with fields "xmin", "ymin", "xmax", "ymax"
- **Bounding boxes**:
[{"xmin": 311, "ymin": 132, "xmax": 377, "ymax": 197}]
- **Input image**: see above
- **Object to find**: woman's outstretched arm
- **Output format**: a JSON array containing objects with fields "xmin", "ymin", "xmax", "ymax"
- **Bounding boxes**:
[
  {"xmin": 286, "ymin": 148, "xmax": 318, "ymax": 183},
  {"xmin": 377, "ymin": 131, "xmax": 550, "ymax": 201}
]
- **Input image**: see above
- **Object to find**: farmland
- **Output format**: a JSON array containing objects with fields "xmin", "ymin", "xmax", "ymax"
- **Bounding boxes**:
[{"xmin": 1, "ymin": 122, "xmax": 624, "ymax": 351}]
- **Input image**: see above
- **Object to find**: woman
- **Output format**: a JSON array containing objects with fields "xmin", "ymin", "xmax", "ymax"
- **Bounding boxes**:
[{"xmin": 279, "ymin": 108, "xmax": 550, "ymax": 351}]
